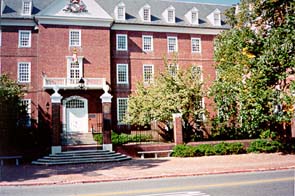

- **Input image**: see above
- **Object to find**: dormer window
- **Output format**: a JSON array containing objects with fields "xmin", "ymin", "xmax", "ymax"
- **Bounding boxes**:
[
  {"xmin": 186, "ymin": 7, "xmax": 199, "ymax": 25},
  {"xmin": 207, "ymin": 9, "xmax": 221, "ymax": 26},
  {"xmin": 139, "ymin": 4, "xmax": 151, "ymax": 22},
  {"xmin": 163, "ymin": 5, "xmax": 175, "ymax": 23},
  {"xmin": 115, "ymin": 2, "xmax": 126, "ymax": 21},
  {"xmin": 22, "ymin": 0, "xmax": 32, "ymax": 15},
  {"xmin": 214, "ymin": 12, "xmax": 221, "ymax": 26},
  {"xmin": 168, "ymin": 9, "xmax": 175, "ymax": 23}
]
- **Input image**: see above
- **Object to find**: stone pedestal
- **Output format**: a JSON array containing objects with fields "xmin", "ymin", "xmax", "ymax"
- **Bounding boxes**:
[
  {"xmin": 100, "ymin": 85, "xmax": 113, "ymax": 151},
  {"xmin": 50, "ymin": 87, "xmax": 62, "ymax": 154},
  {"xmin": 173, "ymin": 113, "xmax": 183, "ymax": 145}
]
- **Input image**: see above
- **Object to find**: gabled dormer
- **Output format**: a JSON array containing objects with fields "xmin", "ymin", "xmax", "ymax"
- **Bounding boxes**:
[
  {"xmin": 139, "ymin": 4, "xmax": 151, "ymax": 22},
  {"xmin": 22, "ymin": 0, "xmax": 32, "ymax": 16},
  {"xmin": 207, "ymin": 8, "xmax": 221, "ymax": 26},
  {"xmin": 162, "ymin": 5, "xmax": 175, "ymax": 24},
  {"xmin": 115, "ymin": 2, "xmax": 126, "ymax": 21},
  {"xmin": 185, "ymin": 7, "xmax": 199, "ymax": 25}
]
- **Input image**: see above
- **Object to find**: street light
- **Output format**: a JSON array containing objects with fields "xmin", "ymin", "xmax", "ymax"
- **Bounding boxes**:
[{"xmin": 78, "ymin": 77, "xmax": 85, "ymax": 89}]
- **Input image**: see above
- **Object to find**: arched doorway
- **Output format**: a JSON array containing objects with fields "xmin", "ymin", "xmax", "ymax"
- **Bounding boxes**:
[{"xmin": 63, "ymin": 96, "xmax": 88, "ymax": 133}]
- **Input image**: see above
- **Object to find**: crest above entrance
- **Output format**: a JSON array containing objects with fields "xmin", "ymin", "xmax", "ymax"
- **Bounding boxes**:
[{"xmin": 63, "ymin": 0, "xmax": 88, "ymax": 13}]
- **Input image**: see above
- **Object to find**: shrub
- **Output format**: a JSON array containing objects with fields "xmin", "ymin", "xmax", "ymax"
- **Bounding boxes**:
[
  {"xmin": 172, "ymin": 144, "xmax": 196, "ymax": 157},
  {"xmin": 247, "ymin": 139, "xmax": 282, "ymax": 153},
  {"xmin": 195, "ymin": 144, "xmax": 213, "ymax": 156}
]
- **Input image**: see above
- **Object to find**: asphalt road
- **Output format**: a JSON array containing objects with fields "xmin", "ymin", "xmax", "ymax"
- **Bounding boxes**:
[{"xmin": 0, "ymin": 169, "xmax": 294, "ymax": 196}]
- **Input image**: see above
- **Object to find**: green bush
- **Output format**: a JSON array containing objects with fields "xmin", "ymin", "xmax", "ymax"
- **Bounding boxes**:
[
  {"xmin": 195, "ymin": 144, "xmax": 213, "ymax": 156},
  {"xmin": 93, "ymin": 134, "xmax": 103, "ymax": 144},
  {"xmin": 247, "ymin": 139, "xmax": 282, "ymax": 153},
  {"xmin": 172, "ymin": 144, "xmax": 196, "ymax": 157},
  {"xmin": 94, "ymin": 132, "xmax": 153, "ymax": 145}
]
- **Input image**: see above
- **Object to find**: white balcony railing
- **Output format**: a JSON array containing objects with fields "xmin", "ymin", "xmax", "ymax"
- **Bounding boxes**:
[{"xmin": 43, "ymin": 77, "xmax": 106, "ymax": 90}]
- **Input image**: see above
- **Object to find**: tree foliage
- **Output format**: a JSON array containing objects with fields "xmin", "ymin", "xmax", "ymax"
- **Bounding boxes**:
[
  {"xmin": 125, "ymin": 58, "xmax": 206, "ymax": 141},
  {"xmin": 211, "ymin": 0, "xmax": 295, "ymax": 139}
]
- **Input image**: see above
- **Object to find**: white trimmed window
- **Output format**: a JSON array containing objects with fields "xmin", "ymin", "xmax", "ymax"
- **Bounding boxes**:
[
  {"xmin": 191, "ymin": 38, "xmax": 201, "ymax": 53},
  {"xmin": 143, "ymin": 7, "xmax": 151, "ymax": 22},
  {"xmin": 192, "ymin": 66, "xmax": 202, "ymax": 80},
  {"xmin": 67, "ymin": 56, "xmax": 83, "ymax": 84},
  {"xmin": 116, "ymin": 34, "xmax": 128, "ymax": 51},
  {"xmin": 142, "ymin": 35, "xmax": 153, "ymax": 52},
  {"xmin": 168, "ymin": 64, "xmax": 178, "ymax": 77},
  {"xmin": 20, "ymin": 99, "xmax": 31, "ymax": 127},
  {"xmin": 69, "ymin": 30, "xmax": 81, "ymax": 47},
  {"xmin": 117, "ymin": 98, "xmax": 128, "ymax": 124},
  {"xmin": 214, "ymin": 12, "xmax": 221, "ymax": 26},
  {"xmin": 192, "ymin": 11, "xmax": 198, "ymax": 24},
  {"xmin": 143, "ymin": 64, "xmax": 154, "ymax": 84},
  {"xmin": 22, "ymin": 0, "xmax": 32, "ymax": 15},
  {"xmin": 167, "ymin": 9, "xmax": 175, "ymax": 23},
  {"xmin": 167, "ymin": 36, "xmax": 178, "ymax": 52},
  {"xmin": 116, "ymin": 3, "xmax": 126, "ymax": 21},
  {"xmin": 18, "ymin": 62, "xmax": 31, "ymax": 83},
  {"xmin": 117, "ymin": 64, "xmax": 128, "ymax": 84},
  {"xmin": 18, "ymin": 30, "xmax": 31, "ymax": 48}
]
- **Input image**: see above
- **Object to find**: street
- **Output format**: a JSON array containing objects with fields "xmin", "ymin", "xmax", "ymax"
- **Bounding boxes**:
[{"xmin": 0, "ymin": 169, "xmax": 294, "ymax": 196}]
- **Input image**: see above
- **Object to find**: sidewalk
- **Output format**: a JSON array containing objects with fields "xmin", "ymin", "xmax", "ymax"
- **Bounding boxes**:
[{"xmin": 0, "ymin": 153, "xmax": 294, "ymax": 186}]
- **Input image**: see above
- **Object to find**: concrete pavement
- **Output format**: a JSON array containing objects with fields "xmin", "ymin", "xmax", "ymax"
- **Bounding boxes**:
[{"xmin": 0, "ymin": 153, "xmax": 294, "ymax": 186}]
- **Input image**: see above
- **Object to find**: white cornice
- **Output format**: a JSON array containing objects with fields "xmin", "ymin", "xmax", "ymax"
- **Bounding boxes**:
[
  {"xmin": 0, "ymin": 19, "xmax": 35, "ymax": 26},
  {"xmin": 111, "ymin": 24, "xmax": 227, "ymax": 35},
  {"xmin": 36, "ymin": 16, "xmax": 113, "ymax": 27}
]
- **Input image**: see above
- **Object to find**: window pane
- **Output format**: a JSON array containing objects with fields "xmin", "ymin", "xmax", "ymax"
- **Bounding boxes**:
[
  {"xmin": 168, "ymin": 37, "xmax": 177, "ymax": 52},
  {"xmin": 70, "ymin": 30, "xmax": 81, "ymax": 46},
  {"xmin": 143, "ymin": 64, "xmax": 154, "ymax": 83},
  {"xmin": 20, "ymin": 99, "xmax": 31, "ymax": 127},
  {"xmin": 168, "ymin": 10, "xmax": 174, "ymax": 22},
  {"xmin": 192, "ymin": 38, "xmax": 201, "ymax": 53},
  {"xmin": 143, "ymin": 8, "xmax": 150, "ymax": 21},
  {"xmin": 18, "ymin": 62, "xmax": 30, "ymax": 82},
  {"xmin": 117, "ymin": 35, "xmax": 127, "ymax": 50},
  {"xmin": 117, "ymin": 64, "xmax": 128, "ymax": 83},
  {"xmin": 168, "ymin": 64, "xmax": 178, "ymax": 77},
  {"xmin": 118, "ymin": 7, "xmax": 124, "ymax": 20},
  {"xmin": 143, "ymin": 36, "xmax": 152, "ymax": 51},
  {"xmin": 19, "ymin": 31, "xmax": 31, "ymax": 47},
  {"xmin": 118, "ymin": 98, "xmax": 128, "ymax": 123},
  {"xmin": 23, "ymin": 1, "xmax": 31, "ymax": 15}
]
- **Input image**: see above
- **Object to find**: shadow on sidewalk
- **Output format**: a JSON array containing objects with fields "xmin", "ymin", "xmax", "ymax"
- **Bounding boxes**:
[{"xmin": 0, "ymin": 159, "xmax": 168, "ymax": 183}]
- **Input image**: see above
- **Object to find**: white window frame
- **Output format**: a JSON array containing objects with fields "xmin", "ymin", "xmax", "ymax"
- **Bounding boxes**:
[
  {"xmin": 143, "ymin": 64, "xmax": 154, "ymax": 84},
  {"xmin": 167, "ymin": 36, "xmax": 178, "ymax": 53},
  {"xmin": 66, "ymin": 56, "xmax": 83, "ymax": 84},
  {"xmin": 18, "ymin": 62, "xmax": 31, "ymax": 83},
  {"xmin": 191, "ymin": 38, "xmax": 201, "ymax": 53},
  {"xmin": 143, "ymin": 7, "xmax": 151, "ymax": 22},
  {"xmin": 191, "ymin": 11, "xmax": 198, "ymax": 25},
  {"xmin": 117, "ymin": 98, "xmax": 128, "ymax": 124},
  {"xmin": 168, "ymin": 64, "xmax": 179, "ymax": 77},
  {"xmin": 116, "ymin": 3, "xmax": 126, "ymax": 21},
  {"xmin": 21, "ymin": 99, "xmax": 32, "ymax": 127},
  {"xmin": 22, "ymin": 0, "xmax": 32, "ymax": 15},
  {"xmin": 167, "ymin": 9, "xmax": 175, "ymax": 23},
  {"xmin": 213, "ymin": 12, "xmax": 221, "ymax": 26},
  {"xmin": 192, "ymin": 65, "xmax": 203, "ymax": 81},
  {"xmin": 116, "ymin": 64, "xmax": 129, "ymax": 84},
  {"xmin": 142, "ymin": 35, "xmax": 153, "ymax": 52},
  {"xmin": 69, "ymin": 30, "xmax": 81, "ymax": 47},
  {"xmin": 116, "ymin": 34, "xmax": 128, "ymax": 51},
  {"xmin": 18, "ymin": 30, "xmax": 31, "ymax": 48}
]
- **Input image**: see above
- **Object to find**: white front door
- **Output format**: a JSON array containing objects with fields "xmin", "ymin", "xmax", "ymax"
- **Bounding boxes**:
[{"xmin": 66, "ymin": 98, "xmax": 88, "ymax": 133}]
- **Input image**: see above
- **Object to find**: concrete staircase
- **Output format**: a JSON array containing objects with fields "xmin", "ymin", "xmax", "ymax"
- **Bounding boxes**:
[
  {"xmin": 61, "ymin": 133, "xmax": 97, "ymax": 145},
  {"xmin": 32, "ymin": 150, "xmax": 131, "ymax": 165}
]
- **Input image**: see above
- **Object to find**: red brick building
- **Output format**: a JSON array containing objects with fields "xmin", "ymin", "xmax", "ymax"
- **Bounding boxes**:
[{"xmin": 0, "ymin": 0, "xmax": 231, "ymax": 151}]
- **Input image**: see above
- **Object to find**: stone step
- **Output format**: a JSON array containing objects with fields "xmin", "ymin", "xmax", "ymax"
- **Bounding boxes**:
[
  {"xmin": 32, "ymin": 150, "xmax": 131, "ymax": 166},
  {"xmin": 61, "ymin": 133, "xmax": 97, "ymax": 145}
]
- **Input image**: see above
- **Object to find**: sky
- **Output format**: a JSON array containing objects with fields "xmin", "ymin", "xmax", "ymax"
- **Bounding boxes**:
[{"xmin": 178, "ymin": 0, "xmax": 240, "ymax": 5}]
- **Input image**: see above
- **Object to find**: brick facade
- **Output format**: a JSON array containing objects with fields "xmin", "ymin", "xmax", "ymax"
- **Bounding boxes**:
[{"xmin": 0, "ymin": 0, "xmax": 231, "ymax": 146}]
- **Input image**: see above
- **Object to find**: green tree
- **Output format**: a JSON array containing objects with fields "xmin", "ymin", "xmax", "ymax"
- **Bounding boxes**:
[
  {"xmin": 0, "ymin": 75, "xmax": 25, "ymax": 153},
  {"xmin": 211, "ymin": 0, "xmax": 295, "ymax": 139},
  {"xmin": 125, "ymin": 58, "xmax": 206, "ymax": 142}
]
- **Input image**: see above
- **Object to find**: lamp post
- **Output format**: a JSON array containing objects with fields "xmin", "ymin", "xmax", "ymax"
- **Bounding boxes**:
[{"xmin": 78, "ymin": 77, "xmax": 85, "ymax": 89}]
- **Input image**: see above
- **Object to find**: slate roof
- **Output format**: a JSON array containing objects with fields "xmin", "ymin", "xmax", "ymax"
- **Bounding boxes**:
[{"xmin": 1, "ymin": 0, "xmax": 232, "ymax": 28}]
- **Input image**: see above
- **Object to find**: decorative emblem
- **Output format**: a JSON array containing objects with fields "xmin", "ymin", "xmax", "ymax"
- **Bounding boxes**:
[{"xmin": 63, "ymin": 0, "xmax": 88, "ymax": 13}]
